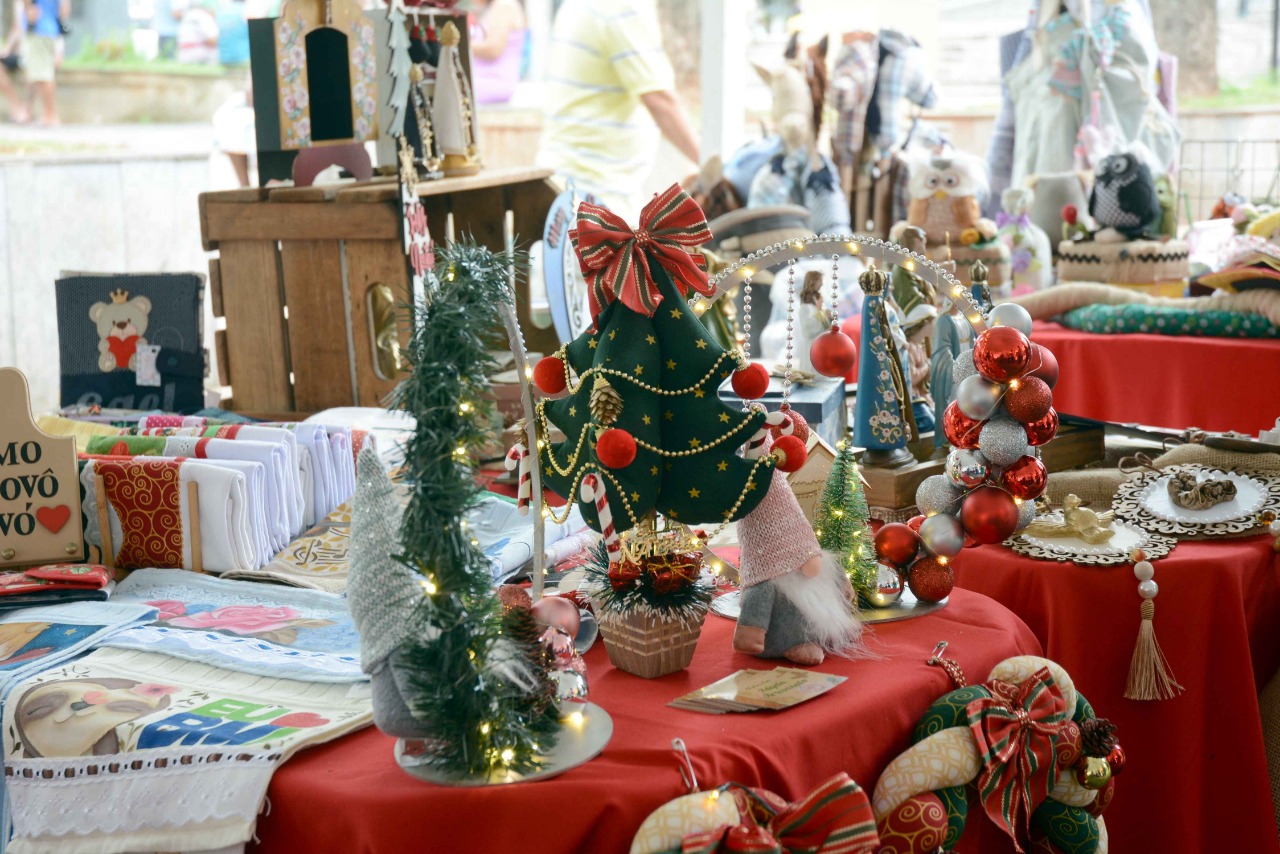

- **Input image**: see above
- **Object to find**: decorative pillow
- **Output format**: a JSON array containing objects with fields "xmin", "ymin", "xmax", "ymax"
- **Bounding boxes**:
[{"xmin": 1057, "ymin": 303, "xmax": 1280, "ymax": 337}]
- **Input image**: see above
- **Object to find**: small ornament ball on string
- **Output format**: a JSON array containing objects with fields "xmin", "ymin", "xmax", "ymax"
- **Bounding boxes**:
[
  {"xmin": 730, "ymin": 269, "xmax": 770, "ymax": 400},
  {"xmin": 810, "ymin": 254, "xmax": 857, "ymax": 378}
]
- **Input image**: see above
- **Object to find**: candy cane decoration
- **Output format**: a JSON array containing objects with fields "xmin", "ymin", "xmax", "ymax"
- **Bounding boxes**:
[
  {"xmin": 580, "ymin": 473, "xmax": 621, "ymax": 564},
  {"xmin": 744, "ymin": 410, "xmax": 794, "ymax": 459},
  {"xmin": 504, "ymin": 443, "xmax": 533, "ymax": 515}
]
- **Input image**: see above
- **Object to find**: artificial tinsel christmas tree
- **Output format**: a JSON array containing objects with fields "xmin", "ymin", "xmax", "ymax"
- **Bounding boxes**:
[
  {"xmin": 813, "ymin": 441, "xmax": 878, "ymax": 602},
  {"xmin": 350, "ymin": 241, "xmax": 558, "ymax": 780}
]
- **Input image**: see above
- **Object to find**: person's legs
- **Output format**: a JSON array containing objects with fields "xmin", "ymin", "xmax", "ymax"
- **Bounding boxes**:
[
  {"xmin": 24, "ymin": 36, "xmax": 56, "ymax": 125},
  {"xmin": 0, "ymin": 63, "xmax": 28, "ymax": 122},
  {"xmin": 34, "ymin": 81, "xmax": 56, "ymax": 125}
]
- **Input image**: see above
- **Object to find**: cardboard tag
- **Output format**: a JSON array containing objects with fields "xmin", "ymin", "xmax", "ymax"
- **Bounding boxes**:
[
  {"xmin": 0, "ymin": 369, "xmax": 85, "ymax": 567},
  {"xmin": 135, "ymin": 344, "xmax": 162, "ymax": 387}
]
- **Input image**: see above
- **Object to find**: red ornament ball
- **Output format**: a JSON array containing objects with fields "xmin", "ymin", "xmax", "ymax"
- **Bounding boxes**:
[
  {"xmin": 731, "ymin": 362, "xmax": 771, "ymax": 400},
  {"xmin": 1062, "ymin": 204, "xmax": 1079, "ymax": 225},
  {"xmin": 772, "ymin": 434, "xmax": 808, "ymax": 473},
  {"xmin": 1005, "ymin": 376, "xmax": 1053, "ymax": 423},
  {"xmin": 533, "ymin": 355, "xmax": 567, "ymax": 394},
  {"xmin": 973, "ymin": 326, "xmax": 1033, "ymax": 383},
  {"xmin": 1024, "ymin": 407, "xmax": 1060, "ymax": 447},
  {"xmin": 942, "ymin": 401, "xmax": 984, "ymax": 450},
  {"xmin": 907, "ymin": 556, "xmax": 954, "ymax": 603},
  {"xmin": 810, "ymin": 328, "xmax": 858, "ymax": 378},
  {"xmin": 874, "ymin": 522, "xmax": 919, "ymax": 566},
  {"xmin": 770, "ymin": 408, "xmax": 811, "ymax": 444},
  {"xmin": 1107, "ymin": 744, "xmax": 1126, "ymax": 776},
  {"xmin": 531, "ymin": 595, "xmax": 580, "ymax": 637},
  {"xmin": 963, "ymin": 533, "xmax": 981, "ymax": 549},
  {"xmin": 960, "ymin": 485, "xmax": 1020, "ymax": 544},
  {"xmin": 1026, "ymin": 344, "xmax": 1059, "ymax": 389},
  {"xmin": 1000, "ymin": 455, "xmax": 1048, "ymax": 501},
  {"xmin": 906, "ymin": 514, "xmax": 926, "ymax": 532},
  {"xmin": 497, "ymin": 584, "xmax": 532, "ymax": 613},
  {"xmin": 595, "ymin": 428, "xmax": 637, "ymax": 469}
]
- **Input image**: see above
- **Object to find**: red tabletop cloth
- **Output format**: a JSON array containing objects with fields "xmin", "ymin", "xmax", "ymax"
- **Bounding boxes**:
[
  {"xmin": 252, "ymin": 589, "xmax": 1040, "ymax": 854},
  {"xmin": 952, "ymin": 535, "xmax": 1280, "ymax": 854},
  {"xmin": 1031, "ymin": 320, "xmax": 1280, "ymax": 433}
]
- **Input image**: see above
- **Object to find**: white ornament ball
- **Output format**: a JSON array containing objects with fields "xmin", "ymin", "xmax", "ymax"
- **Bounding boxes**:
[
  {"xmin": 1270, "ymin": 519, "xmax": 1280, "ymax": 536},
  {"xmin": 1133, "ymin": 560, "xmax": 1155, "ymax": 582},
  {"xmin": 979, "ymin": 418, "xmax": 1031, "ymax": 467},
  {"xmin": 916, "ymin": 474, "xmax": 966, "ymax": 516},
  {"xmin": 952, "ymin": 349, "xmax": 977, "ymax": 384},
  {"xmin": 919, "ymin": 513, "xmax": 965, "ymax": 557},
  {"xmin": 989, "ymin": 302, "xmax": 1034, "ymax": 337},
  {"xmin": 1016, "ymin": 497, "xmax": 1037, "ymax": 530},
  {"xmin": 956, "ymin": 374, "xmax": 1004, "ymax": 421},
  {"xmin": 1137, "ymin": 579, "xmax": 1159, "ymax": 599}
]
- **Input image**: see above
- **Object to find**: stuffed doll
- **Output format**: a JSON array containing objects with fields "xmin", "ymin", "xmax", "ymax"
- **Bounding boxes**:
[
  {"xmin": 997, "ymin": 187, "xmax": 1052, "ymax": 293},
  {"xmin": 733, "ymin": 464, "xmax": 864, "ymax": 665},
  {"xmin": 1089, "ymin": 152, "xmax": 1162, "ymax": 241}
]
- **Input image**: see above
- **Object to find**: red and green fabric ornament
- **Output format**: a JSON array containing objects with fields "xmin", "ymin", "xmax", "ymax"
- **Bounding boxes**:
[
  {"xmin": 771, "ymin": 434, "xmax": 809, "ymax": 473},
  {"xmin": 730, "ymin": 362, "xmax": 770, "ymax": 400},
  {"xmin": 596, "ymin": 428, "xmax": 637, "ymax": 469}
]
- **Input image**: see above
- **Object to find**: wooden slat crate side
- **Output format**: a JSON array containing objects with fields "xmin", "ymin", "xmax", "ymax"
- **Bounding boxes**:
[
  {"xmin": 214, "ymin": 329, "xmax": 231, "ymax": 387},
  {"xmin": 344, "ymin": 239, "xmax": 411, "ymax": 407},
  {"xmin": 279, "ymin": 239, "xmax": 357, "ymax": 412},
  {"xmin": 205, "ymin": 201, "xmax": 401, "ymax": 243},
  {"xmin": 217, "ymin": 240, "xmax": 294, "ymax": 411},
  {"xmin": 208, "ymin": 257, "xmax": 223, "ymax": 317}
]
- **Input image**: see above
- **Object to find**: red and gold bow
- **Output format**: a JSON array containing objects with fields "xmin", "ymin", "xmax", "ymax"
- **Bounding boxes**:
[
  {"xmin": 966, "ymin": 667, "xmax": 1069, "ymax": 850},
  {"xmin": 569, "ymin": 183, "xmax": 714, "ymax": 320},
  {"xmin": 681, "ymin": 773, "xmax": 879, "ymax": 854}
]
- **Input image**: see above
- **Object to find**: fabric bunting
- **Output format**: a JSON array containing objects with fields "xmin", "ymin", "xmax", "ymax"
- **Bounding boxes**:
[{"xmin": 569, "ymin": 183, "xmax": 714, "ymax": 321}]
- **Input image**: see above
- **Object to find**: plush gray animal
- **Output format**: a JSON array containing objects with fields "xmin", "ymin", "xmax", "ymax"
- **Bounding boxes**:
[{"xmin": 1089, "ymin": 153, "xmax": 1162, "ymax": 240}]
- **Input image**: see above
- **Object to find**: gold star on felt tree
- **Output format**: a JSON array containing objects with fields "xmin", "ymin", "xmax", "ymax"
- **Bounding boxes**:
[
  {"xmin": 646, "ymin": 335, "xmax": 656, "ymax": 345},
  {"xmin": 695, "ymin": 339, "xmax": 708, "ymax": 349},
  {"xmin": 666, "ymin": 359, "xmax": 677, "ymax": 370},
  {"xmin": 650, "ymin": 465, "xmax": 659, "ymax": 476},
  {"xmin": 642, "ymin": 414, "xmax": 651, "ymax": 425},
  {"xmin": 720, "ymin": 370, "xmax": 730, "ymax": 379},
  {"xmin": 717, "ymin": 461, "xmax": 728, "ymax": 471},
  {"xmin": 746, "ymin": 480, "xmax": 757, "ymax": 492},
  {"xmin": 689, "ymin": 487, "xmax": 701, "ymax": 498},
  {"xmin": 670, "ymin": 307, "xmax": 682, "ymax": 319},
  {"xmin": 689, "ymin": 437, "xmax": 702, "ymax": 448},
  {"xmin": 588, "ymin": 339, "xmax": 598, "ymax": 349},
  {"xmin": 568, "ymin": 405, "xmax": 576, "ymax": 417},
  {"xmin": 609, "ymin": 330, "xmax": 617, "ymax": 340},
  {"xmin": 630, "ymin": 491, "xmax": 640, "ymax": 502},
  {"xmin": 634, "ymin": 365, "xmax": 644, "ymax": 376},
  {"xmin": 693, "ymin": 388, "xmax": 705, "ymax": 398},
  {"xmin": 719, "ymin": 412, "xmax": 730, "ymax": 422},
  {"xmin": 664, "ymin": 411, "xmax": 674, "ymax": 420}
]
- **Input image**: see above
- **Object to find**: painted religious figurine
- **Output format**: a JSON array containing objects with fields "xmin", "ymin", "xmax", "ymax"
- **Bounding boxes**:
[
  {"xmin": 888, "ymin": 226, "xmax": 938, "ymax": 436},
  {"xmin": 851, "ymin": 267, "xmax": 916, "ymax": 467},
  {"xmin": 431, "ymin": 21, "xmax": 481, "ymax": 175}
]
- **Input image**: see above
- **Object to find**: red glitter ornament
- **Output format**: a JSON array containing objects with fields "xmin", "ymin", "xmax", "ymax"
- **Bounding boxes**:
[
  {"xmin": 595, "ymin": 428, "xmax": 637, "ymax": 468},
  {"xmin": 770, "ymin": 407, "xmax": 811, "ymax": 444},
  {"xmin": 960, "ymin": 485, "xmax": 1020, "ymax": 544},
  {"xmin": 731, "ymin": 362, "xmax": 770, "ymax": 400},
  {"xmin": 1024, "ymin": 408, "xmax": 1060, "ymax": 446},
  {"xmin": 1004, "ymin": 376, "xmax": 1053, "ymax": 423},
  {"xmin": 533, "ymin": 355, "xmax": 567, "ymax": 394},
  {"xmin": 874, "ymin": 522, "xmax": 919, "ymax": 566},
  {"xmin": 907, "ymin": 556, "xmax": 954, "ymax": 603},
  {"xmin": 1026, "ymin": 344, "xmax": 1059, "ymax": 389},
  {"xmin": 942, "ymin": 401, "xmax": 984, "ymax": 449},
  {"xmin": 810, "ymin": 328, "xmax": 858, "ymax": 378},
  {"xmin": 772, "ymin": 434, "xmax": 808, "ymax": 472},
  {"xmin": 1000, "ymin": 455, "xmax": 1048, "ymax": 501},
  {"xmin": 973, "ymin": 326, "xmax": 1033, "ymax": 383}
]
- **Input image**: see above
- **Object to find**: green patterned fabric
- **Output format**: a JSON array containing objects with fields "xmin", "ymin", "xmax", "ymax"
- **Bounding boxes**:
[
  {"xmin": 85, "ymin": 435, "xmax": 167, "ymax": 456},
  {"xmin": 1057, "ymin": 303, "xmax": 1280, "ymax": 337},
  {"xmin": 937, "ymin": 784, "xmax": 969, "ymax": 849},
  {"xmin": 1029, "ymin": 799, "xmax": 1100, "ymax": 854},
  {"xmin": 914, "ymin": 685, "xmax": 991, "ymax": 741},
  {"xmin": 1073, "ymin": 692, "xmax": 1094, "ymax": 723}
]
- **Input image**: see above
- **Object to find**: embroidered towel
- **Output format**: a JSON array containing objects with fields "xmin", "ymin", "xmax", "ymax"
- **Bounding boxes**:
[
  {"xmin": 104, "ymin": 569, "xmax": 363, "ymax": 682},
  {"xmin": 79, "ymin": 459, "xmax": 258, "ymax": 573},
  {"xmin": 0, "ymin": 601, "xmax": 156, "ymax": 698},
  {"xmin": 3, "ymin": 647, "xmax": 371, "ymax": 854},
  {"xmin": 222, "ymin": 501, "xmax": 354, "ymax": 593}
]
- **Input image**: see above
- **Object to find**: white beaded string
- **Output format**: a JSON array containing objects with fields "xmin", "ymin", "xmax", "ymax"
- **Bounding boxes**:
[
  {"xmin": 741, "ymin": 272, "xmax": 753, "ymax": 411},
  {"xmin": 829, "ymin": 253, "xmax": 840, "ymax": 330},
  {"xmin": 783, "ymin": 259, "xmax": 796, "ymax": 408}
]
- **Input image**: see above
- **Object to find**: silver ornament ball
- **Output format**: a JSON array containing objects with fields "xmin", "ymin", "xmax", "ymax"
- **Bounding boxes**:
[
  {"xmin": 956, "ymin": 374, "xmax": 1004, "ymax": 421},
  {"xmin": 1016, "ymin": 497, "xmax": 1037, "ymax": 530},
  {"xmin": 952, "ymin": 348, "xmax": 977, "ymax": 384},
  {"xmin": 989, "ymin": 302, "xmax": 1034, "ymax": 337},
  {"xmin": 864, "ymin": 562, "xmax": 906, "ymax": 607},
  {"xmin": 946, "ymin": 448, "xmax": 989, "ymax": 488},
  {"xmin": 920, "ymin": 513, "xmax": 965, "ymax": 557},
  {"xmin": 916, "ymin": 474, "xmax": 966, "ymax": 516},
  {"xmin": 979, "ymin": 418, "xmax": 1031, "ymax": 467}
]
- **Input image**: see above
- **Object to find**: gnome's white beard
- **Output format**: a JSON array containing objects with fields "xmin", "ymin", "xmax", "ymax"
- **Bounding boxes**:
[{"xmin": 771, "ymin": 552, "xmax": 865, "ymax": 657}]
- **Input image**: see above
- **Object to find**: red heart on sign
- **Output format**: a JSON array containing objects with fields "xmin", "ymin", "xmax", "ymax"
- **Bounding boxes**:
[
  {"xmin": 35, "ymin": 505, "xmax": 70, "ymax": 534},
  {"xmin": 272, "ymin": 712, "xmax": 329, "ymax": 728}
]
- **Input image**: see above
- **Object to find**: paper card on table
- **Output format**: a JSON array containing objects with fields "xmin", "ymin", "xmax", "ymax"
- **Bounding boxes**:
[{"xmin": 670, "ymin": 667, "xmax": 846, "ymax": 714}]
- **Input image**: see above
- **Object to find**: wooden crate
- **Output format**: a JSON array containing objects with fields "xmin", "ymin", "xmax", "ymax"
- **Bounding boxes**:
[{"xmin": 199, "ymin": 167, "xmax": 561, "ymax": 415}]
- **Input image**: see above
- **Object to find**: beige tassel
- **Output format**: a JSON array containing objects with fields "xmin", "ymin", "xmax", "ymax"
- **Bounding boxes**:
[{"xmin": 1124, "ymin": 599, "xmax": 1184, "ymax": 701}]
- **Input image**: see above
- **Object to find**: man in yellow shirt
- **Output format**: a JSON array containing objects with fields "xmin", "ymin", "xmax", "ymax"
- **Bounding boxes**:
[{"xmin": 537, "ymin": 0, "xmax": 699, "ymax": 211}]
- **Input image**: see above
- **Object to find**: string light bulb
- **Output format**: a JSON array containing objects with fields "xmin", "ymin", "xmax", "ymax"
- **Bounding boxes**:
[
  {"xmin": 454, "ymin": 445, "xmax": 467, "ymax": 457},
  {"xmin": 458, "ymin": 401, "xmax": 472, "ymax": 414},
  {"xmin": 480, "ymin": 723, "xmax": 490, "ymax": 734},
  {"xmin": 421, "ymin": 577, "xmax": 438, "ymax": 595},
  {"xmin": 500, "ymin": 748, "xmax": 514, "ymax": 764},
  {"xmin": 566, "ymin": 710, "xmax": 584, "ymax": 728}
]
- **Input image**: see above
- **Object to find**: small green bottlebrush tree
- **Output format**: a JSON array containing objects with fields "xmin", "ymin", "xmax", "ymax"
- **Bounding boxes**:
[{"xmin": 813, "ymin": 440, "xmax": 878, "ymax": 602}]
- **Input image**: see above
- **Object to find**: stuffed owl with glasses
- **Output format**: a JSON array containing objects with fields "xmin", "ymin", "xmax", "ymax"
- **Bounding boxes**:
[
  {"xmin": 902, "ymin": 150, "xmax": 997, "ymax": 247},
  {"xmin": 1089, "ymin": 153, "xmax": 1162, "ymax": 240}
]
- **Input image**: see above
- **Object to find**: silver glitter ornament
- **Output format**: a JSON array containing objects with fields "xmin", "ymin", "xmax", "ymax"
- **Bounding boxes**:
[
  {"xmin": 956, "ymin": 374, "xmax": 1004, "ymax": 421},
  {"xmin": 989, "ymin": 302, "xmax": 1034, "ymax": 337},
  {"xmin": 919, "ymin": 512, "xmax": 965, "ymax": 557},
  {"xmin": 979, "ymin": 418, "xmax": 1031, "ymax": 467},
  {"xmin": 1016, "ymin": 497, "xmax": 1037, "ymax": 530},
  {"xmin": 952, "ymin": 348, "xmax": 976, "ymax": 384},
  {"xmin": 916, "ymin": 474, "xmax": 965, "ymax": 516}
]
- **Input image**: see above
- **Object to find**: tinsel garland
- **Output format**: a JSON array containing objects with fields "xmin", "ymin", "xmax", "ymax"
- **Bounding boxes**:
[
  {"xmin": 391, "ymin": 242, "xmax": 559, "ymax": 778},
  {"xmin": 814, "ymin": 441, "xmax": 878, "ymax": 599}
]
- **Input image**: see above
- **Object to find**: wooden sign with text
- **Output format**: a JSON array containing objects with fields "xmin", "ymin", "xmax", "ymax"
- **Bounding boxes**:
[{"xmin": 0, "ymin": 368, "xmax": 83, "ymax": 567}]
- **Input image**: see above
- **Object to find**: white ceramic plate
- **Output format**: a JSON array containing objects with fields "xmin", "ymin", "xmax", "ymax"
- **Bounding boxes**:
[{"xmin": 1140, "ymin": 470, "xmax": 1266, "ymax": 524}]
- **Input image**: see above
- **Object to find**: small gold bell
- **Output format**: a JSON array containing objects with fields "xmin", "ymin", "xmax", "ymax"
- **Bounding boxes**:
[
  {"xmin": 1075, "ymin": 756, "xmax": 1112, "ymax": 790},
  {"xmin": 1, "ymin": 548, "xmax": 14, "ymax": 560}
]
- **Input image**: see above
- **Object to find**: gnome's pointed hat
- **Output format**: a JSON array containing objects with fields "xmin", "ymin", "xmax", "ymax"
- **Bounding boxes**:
[{"xmin": 737, "ymin": 465, "xmax": 823, "ymax": 589}]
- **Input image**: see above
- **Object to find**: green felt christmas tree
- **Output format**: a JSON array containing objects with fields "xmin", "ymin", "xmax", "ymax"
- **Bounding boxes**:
[
  {"xmin": 538, "ymin": 262, "xmax": 775, "ymax": 532},
  {"xmin": 814, "ymin": 441, "xmax": 878, "ymax": 600}
]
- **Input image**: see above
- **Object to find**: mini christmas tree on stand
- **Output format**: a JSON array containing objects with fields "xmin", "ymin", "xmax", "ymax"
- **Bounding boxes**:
[{"xmin": 813, "ymin": 440, "xmax": 878, "ymax": 603}]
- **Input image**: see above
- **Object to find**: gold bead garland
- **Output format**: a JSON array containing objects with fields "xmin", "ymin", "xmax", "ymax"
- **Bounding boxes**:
[{"xmin": 560, "ymin": 347, "xmax": 739, "ymax": 398}]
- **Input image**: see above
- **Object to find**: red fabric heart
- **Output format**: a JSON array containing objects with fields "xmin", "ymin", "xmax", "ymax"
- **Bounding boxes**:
[
  {"xmin": 273, "ymin": 712, "xmax": 330, "ymax": 728},
  {"xmin": 35, "ymin": 505, "xmax": 70, "ymax": 534}
]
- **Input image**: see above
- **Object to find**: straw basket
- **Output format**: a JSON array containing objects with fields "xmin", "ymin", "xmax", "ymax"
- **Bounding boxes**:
[{"xmin": 596, "ymin": 605, "xmax": 707, "ymax": 679}]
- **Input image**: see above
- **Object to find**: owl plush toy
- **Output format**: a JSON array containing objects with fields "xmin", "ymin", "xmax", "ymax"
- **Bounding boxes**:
[{"xmin": 1089, "ymin": 153, "xmax": 1162, "ymax": 241}]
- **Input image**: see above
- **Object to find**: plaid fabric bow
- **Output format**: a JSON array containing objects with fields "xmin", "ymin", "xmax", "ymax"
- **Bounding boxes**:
[
  {"xmin": 681, "ymin": 773, "xmax": 879, "ymax": 854},
  {"xmin": 966, "ymin": 667, "xmax": 1069, "ymax": 850},
  {"xmin": 569, "ymin": 183, "xmax": 713, "ymax": 320}
]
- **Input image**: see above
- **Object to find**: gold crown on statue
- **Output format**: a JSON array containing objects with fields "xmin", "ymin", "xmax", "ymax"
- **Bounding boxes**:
[{"xmin": 109, "ymin": 289, "xmax": 131, "ymax": 304}]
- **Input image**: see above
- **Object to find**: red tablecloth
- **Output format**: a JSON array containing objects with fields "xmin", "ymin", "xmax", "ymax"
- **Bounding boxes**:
[
  {"xmin": 253, "ymin": 590, "xmax": 1040, "ymax": 854},
  {"xmin": 952, "ymin": 535, "xmax": 1280, "ymax": 854},
  {"xmin": 1032, "ymin": 320, "xmax": 1280, "ymax": 433}
]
